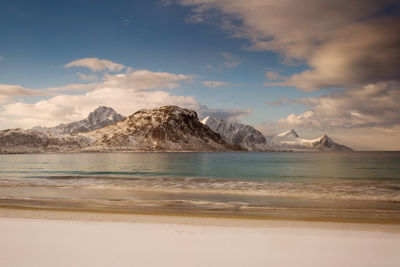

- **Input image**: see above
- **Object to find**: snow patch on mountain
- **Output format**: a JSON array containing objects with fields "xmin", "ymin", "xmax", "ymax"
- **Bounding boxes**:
[
  {"xmin": 201, "ymin": 116, "xmax": 270, "ymax": 151},
  {"xmin": 83, "ymin": 106, "xmax": 239, "ymax": 152},
  {"xmin": 32, "ymin": 106, "xmax": 125, "ymax": 134},
  {"xmin": 267, "ymin": 129, "xmax": 352, "ymax": 151}
]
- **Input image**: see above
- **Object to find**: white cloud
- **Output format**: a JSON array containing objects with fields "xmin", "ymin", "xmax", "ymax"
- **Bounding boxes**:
[
  {"xmin": 265, "ymin": 71, "xmax": 285, "ymax": 81},
  {"xmin": 65, "ymin": 57, "xmax": 126, "ymax": 72},
  {"xmin": 221, "ymin": 52, "xmax": 241, "ymax": 68},
  {"xmin": 0, "ymin": 83, "xmax": 49, "ymax": 103},
  {"xmin": 77, "ymin": 73, "xmax": 99, "ymax": 81},
  {"xmin": 102, "ymin": 70, "xmax": 193, "ymax": 90},
  {"xmin": 0, "ymin": 84, "xmax": 47, "ymax": 97},
  {"xmin": 47, "ymin": 69, "xmax": 193, "ymax": 92},
  {"xmin": 272, "ymin": 81, "xmax": 400, "ymax": 150},
  {"xmin": 278, "ymin": 81, "xmax": 400, "ymax": 129},
  {"xmin": 202, "ymin": 81, "xmax": 230, "ymax": 88},
  {"xmin": 197, "ymin": 105, "xmax": 251, "ymax": 121},
  {"xmin": 0, "ymin": 69, "xmax": 246, "ymax": 129},
  {"xmin": 0, "ymin": 89, "xmax": 200, "ymax": 129},
  {"xmin": 203, "ymin": 53, "xmax": 241, "ymax": 71},
  {"xmin": 47, "ymin": 83, "xmax": 101, "ymax": 92}
]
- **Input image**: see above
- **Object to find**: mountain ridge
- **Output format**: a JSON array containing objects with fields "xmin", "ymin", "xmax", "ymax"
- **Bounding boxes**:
[
  {"xmin": 31, "ymin": 106, "xmax": 125, "ymax": 135},
  {"xmin": 201, "ymin": 116, "xmax": 352, "ymax": 152},
  {"xmin": 0, "ymin": 105, "xmax": 352, "ymax": 153},
  {"xmin": 0, "ymin": 105, "xmax": 240, "ymax": 153},
  {"xmin": 201, "ymin": 116, "xmax": 269, "ymax": 151}
]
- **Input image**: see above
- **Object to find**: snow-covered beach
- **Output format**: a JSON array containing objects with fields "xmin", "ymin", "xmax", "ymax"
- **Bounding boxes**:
[{"xmin": 1, "ymin": 207, "xmax": 399, "ymax": 267}]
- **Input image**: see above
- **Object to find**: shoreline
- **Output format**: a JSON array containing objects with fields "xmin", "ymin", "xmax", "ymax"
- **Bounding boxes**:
[{"xmin": 1, "ymin": 205, "xmax": 400, "ymax": 231}]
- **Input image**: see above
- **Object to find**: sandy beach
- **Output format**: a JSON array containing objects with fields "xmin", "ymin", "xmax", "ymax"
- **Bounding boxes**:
[{"xmin": 1, "ymin": 207, "xmax": 399, "ymax": 267}]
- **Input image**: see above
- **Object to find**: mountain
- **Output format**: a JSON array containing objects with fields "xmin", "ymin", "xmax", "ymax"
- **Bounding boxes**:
[
  {"xmin": 201, "ymin": 116, "xmax": 270, "ymax": 151},
  {"xmin": 83, "ymin": 106, "xmax": 240, "ymax": 152},
  {"xmin": 0, "ymin": 128, "xmax": 92, "ymax": 153},
  {"xmin": 32, "ymin": 106, "xmax": 125, "ymax": 134},
  {"xmin": 200, "ymin": 115, "xmax": 352, "ymax": 152},
  {"xmin": 267, "ymin": 129, "xmax": 352, "ymax": 151},
  {"xmin": 0, "ymin": 105, "xmax": 351, "ymax": 153}
]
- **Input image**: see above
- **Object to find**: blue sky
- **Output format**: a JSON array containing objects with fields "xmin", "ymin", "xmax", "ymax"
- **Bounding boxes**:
[
  {"xmin": 0, "ymin": 0, "xmax": 315, "ymax": 122},
  {"xmin": 0, "ymin": 0, "xmax": 399, "ymax": 149}
]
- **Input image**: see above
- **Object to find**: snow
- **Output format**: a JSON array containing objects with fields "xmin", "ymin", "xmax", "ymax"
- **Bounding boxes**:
[
  {"xmin": 201, "ymin": 116, "xmax": 267, "ymax": 151},
  {"xmin": 0, "ymin": 105, "xmax": 352, "ymax": 153},
  {"xmin": 32, "ymin": 106, "xmax": 125, "ymax": 135},
  {"xmin": 202, "ymin": 117, "xmax": 351, "ymax": 152}
]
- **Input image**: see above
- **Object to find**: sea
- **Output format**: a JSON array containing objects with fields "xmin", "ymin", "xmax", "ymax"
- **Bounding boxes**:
[{"xmin": 1, "ymin": 152, "xmax": 399, "ymax": 221}]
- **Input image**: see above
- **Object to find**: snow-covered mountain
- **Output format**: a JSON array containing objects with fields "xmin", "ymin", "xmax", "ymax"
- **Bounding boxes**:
[
  {"xmin": 32, "ymin": 106, "xmax": 125, "ymax": 134},
  {"xmin": 0, "ymin": 128, "xmax": 93, "ymax": 153},
  {"xmin": 267, "ymin": 129, "xmax": 352, "ymax": 151},
  {"xmin": 0, "ymin": 106, "xmax": 239, "ymax": 153},
  {"xmin": 200, "ymin": 116, "xmax": 351, "ymax": 152},
  {"xmin": 0, "ymin": 105, "xmax": 352, "ymax": 153},
  {"xmin": 201, "ymin": 116, "xmax": 270, "ymax": 151},
  {"xmin": 84, "ymin": 106, "xmax": 239, "ymax": 152}
]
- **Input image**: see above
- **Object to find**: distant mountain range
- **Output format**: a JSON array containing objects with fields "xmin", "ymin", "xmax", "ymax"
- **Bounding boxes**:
[
  {"xmin": 0, "ymin": 105, "xmax": 351, "ymax": 153},
  {"xmin": 201, "ymin": 116, "xmax": 269, "ymax": 151},
  {"xmin": 201, "ymin": 116, "xmax": 352, "ymax": 152},
  {"xmin": 31, "ymin": 106, "xmax": 125, "ymax": 134},
  {"xmin": 265, "ymin": 129, "xmax": 352, "ymax": 151}
]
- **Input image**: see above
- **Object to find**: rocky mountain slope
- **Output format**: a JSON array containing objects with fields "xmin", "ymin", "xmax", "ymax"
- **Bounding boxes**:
[
  {"xmin": 32, "ymin": 106, "xmax": 125, "ymax": 134},
  {"xmin": 0, "ymin": 106, "xmax": 239, "ymax": 153},
  {"xmin": 266, "ymin": 129, "xmax": 352, "ymax": 151},
  {"xmin": 201, "ymin": 116, "xmax": 270, "ymax": 151},
  {"xmin": 84, "ymin": 106, "xmax": 239, "ymax": 152},
  {"xmin": 0, "ymin": 105, "xmax": 351, "ymax": 153},
  {"xmin": 200, "ymin": 116, "xmax": 351, "ymax": 152},
  {"xmin": 0, "ymin": 128, "xmax": 92, "ymax": 153}
]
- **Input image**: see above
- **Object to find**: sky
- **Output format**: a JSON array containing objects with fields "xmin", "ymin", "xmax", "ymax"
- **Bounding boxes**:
[{"xmin": 0, "ymin": 0, "xmax": 399, "ymax": 150}]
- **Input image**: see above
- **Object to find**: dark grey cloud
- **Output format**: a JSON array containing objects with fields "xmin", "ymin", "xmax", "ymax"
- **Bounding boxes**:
[{"xmin": 174, "ymin": 0, "xmax": 400, "ymax": 91}]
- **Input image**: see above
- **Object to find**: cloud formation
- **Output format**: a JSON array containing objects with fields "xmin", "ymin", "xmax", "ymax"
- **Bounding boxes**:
[
  {"xmin": 102, "ymin": 70, "xmax": 193, "ymax": 90},
  {"xmin": 278, "ymin": 81, "xmax": 400, "ymax": 130},
  {"xmin": 0, "ymin": 84, "xmax": 47, "ymax": 97},
  {"xmin": 77, "ymin": 73, "xmax": 99, "ymax": 81},
  {"xmin": 0, "ymin": 69, "xmax": 246, "ymax": 129},
  {"xmin": 221, "ymin": 52, "xmax": 241, "ymax": 68},
  {"xmin": 265, "ymin": 71, "xmax": 285, "ymax": 81},
  {"xmin": 65, "ymin": 57, "xmax": 126, "ymax": 72},
  {"xmin": 197, "ymin": 105, "xmax": 251, "ymax": 121},
  {"xmin": 202, "ymin": 81, "xmax": 230, "ymax": 88},
  {"xmin": 203, "ymin": 52, "xmax": 241, "ymax": 70},
  {"xmin": 0, "ymin": 84, "xmax": 49, "ymax": 103},
  {"xmin": 48, "ymin": 70, "xmax": 193, "ymax": 92},
  {"xmin": 175, "ymin": 0, "xmax": 400, "ymax": 91}
]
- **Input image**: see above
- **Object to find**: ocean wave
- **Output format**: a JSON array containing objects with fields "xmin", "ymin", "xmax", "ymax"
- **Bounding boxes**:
[{"xmin": 1, "ymin": 176, "xmax": 400, "ymax": 202}]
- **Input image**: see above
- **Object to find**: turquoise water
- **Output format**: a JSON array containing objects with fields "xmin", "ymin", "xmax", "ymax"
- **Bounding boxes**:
[{"xmin": 1, "ymin": 152, "xmax": 400, "ymax": 220}]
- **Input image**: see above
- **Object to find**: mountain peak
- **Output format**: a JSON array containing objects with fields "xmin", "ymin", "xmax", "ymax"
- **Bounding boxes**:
[
  {"xmin": 86, "ymin": 105, "xmax": 239, "ymax": 151},
  {"xmin": 277, "ymin": 129, "xmax": 299, "ymax": 138},
  {"xmin": 87, "ymin": 106, "xmax": 123, "ymax": 125},
  {"xmin": 201, "ymin": 115, "xmax": 268, "ymax": 151},
  {"xmin": 31, "ymin": 106, "xmax": 125, "ymax": 135},
  {"xmin": 201, "ymin": 116, "xmax": 211, "ymax": 124}
]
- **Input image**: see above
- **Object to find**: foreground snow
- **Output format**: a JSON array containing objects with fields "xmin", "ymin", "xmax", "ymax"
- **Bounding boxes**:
[{"xmin": 0, "ymin": 214, "xmax": 398, "ymax": 267}]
